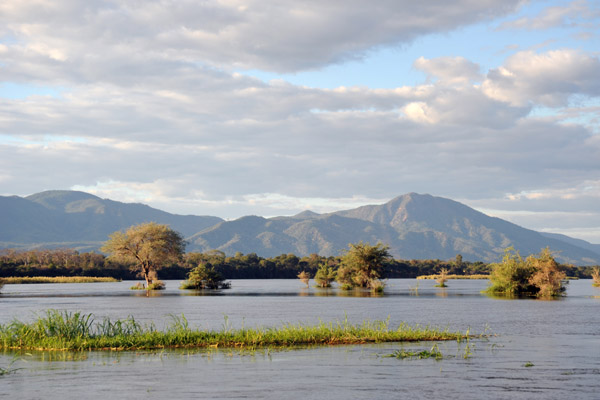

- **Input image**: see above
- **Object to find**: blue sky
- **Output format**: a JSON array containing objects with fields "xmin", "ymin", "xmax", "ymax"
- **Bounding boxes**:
[{"xmin": 1, "ymin": 0, "xmax": 599, "ymax": 243}]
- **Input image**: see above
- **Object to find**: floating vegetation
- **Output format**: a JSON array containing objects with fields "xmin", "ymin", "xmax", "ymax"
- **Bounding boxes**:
[
  {"xmin": 385, "ymin": 344, "xmax": 444, "ymax": 360},
  {"xmin": 2, "ymin": 276, "xmax": 119, "ymax": 284},
  {"xmin": 524, "ymin": 362, "xmax": 535, "ymax": 367},
  {"xmin": 0, "ymin": 311, "xmax": 472, "ymax": 352}
]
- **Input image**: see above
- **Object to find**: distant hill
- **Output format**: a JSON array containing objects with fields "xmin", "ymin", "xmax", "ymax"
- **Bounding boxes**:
[
  {"xmin": 0, "ymin": 190, "xmax": 222, "ymax": 251},
  {"xmin": 2, "ymin": 190, "xmax": 599, "ymax": 265},
  {"xmin": 187, "ymin": 193, "xmax": 600, "ymax": 265}
]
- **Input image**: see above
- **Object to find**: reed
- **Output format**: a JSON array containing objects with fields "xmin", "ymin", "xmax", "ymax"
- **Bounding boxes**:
[
  {"xmin": 0, "ymin": 311, "xmax": 471, "ymax": 352},
  {"xmin": 2, "ymin": 276, "xmax": 119, "ymax": 284},
  {"xmin": 417, "ymin": 274, "xmax": 490, "ymax": 280}
]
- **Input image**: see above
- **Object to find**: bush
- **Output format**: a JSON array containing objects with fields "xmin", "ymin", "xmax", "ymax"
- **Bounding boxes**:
[
  {"xmin": 486, "ymin": 247, "xmax": 566, "ymax": 298},
  {"xmin": 314, "ymin": 264, "xmax": 336, "ymax": 288},
  {"xmin": 297, "ymin": 271, "xmax": 310, "ymax": 287},
  {"xmin": 180, "ymin": 263, "xmax": 230, "ymax": 290},
  {"xmin": 592, "ymin": 267, "xmax": 600, "ymax": 287}
]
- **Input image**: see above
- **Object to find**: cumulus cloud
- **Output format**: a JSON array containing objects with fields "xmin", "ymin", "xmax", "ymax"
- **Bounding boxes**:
[
  {"xmin": 482, "ymin": 49, "xmax": 600, "ymax": 107},
  {"xmin": 1, "ymin": 1, "xmax": 599, "ymax": 242}
]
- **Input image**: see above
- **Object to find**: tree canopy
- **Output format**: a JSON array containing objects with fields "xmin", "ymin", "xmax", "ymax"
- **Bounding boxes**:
[
  {"xmin": 101, "ymin": 222, "xmax": 185, "ymax": 287},
  {"xmin": 336, "ymin": 242, "xmax": 391, "ymax": 290}
]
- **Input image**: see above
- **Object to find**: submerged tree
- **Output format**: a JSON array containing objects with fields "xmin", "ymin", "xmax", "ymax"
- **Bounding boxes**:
[
  {"xmin": 527, "ymin": 248, "xmax": 566, "ymax": 298},
  {"xmin": 435, "ymin": 268, "xmax": 449, "ymax": 288},
  {"xmin": 180, "ymin": 263, "xmax": 230, "ymax": 290},
  {"xmin": 591, "ymin": 267, "xmax": 600, "ymax": 288},
  {"xmin": 297, "ymin": 270, "xmax": 310, "ymax": 287},
  {"xmin": 101, "ymin": 222, "xmax": 185, "ymax": 289},
  {"xmin": 486, "ymin": 247, "xmax": 566, "ymax": 298},
  {"xmin": 314, "ymin": 264, "xmax": 336, "ymax": 288},
  {"xmin": 336, "ymin": 242, "xmax": 391, "ymax": 291}
]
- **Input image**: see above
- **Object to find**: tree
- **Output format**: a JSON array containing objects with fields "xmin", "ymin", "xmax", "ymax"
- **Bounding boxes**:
[
  {"xmin": 180, "ymin": 263, "xmax": 230, "ymax": 290},
  {"xmin": 486, "ymin": 247, "xmax": 566, "ymax": 298},
  {"xmin": 527, "ymin": 248, "xmax": 566, "ymax": 298},
  {"xmin": 336, "ymin": 242, "xmax": 392, "ymax": 290},
  {"xmin": 297, "ymin": 270, "xmax": 310, "ymax": 287},
  {"xmin": 101, "ymin": 222, "xmax": 185, "ymax": 288},
  {"xmin": 314, "ymin": 264, "xmax": 336, "ymax": 288},
  {"xmin": 592, "ymin": 267, "xmax": 600, "ymax": 287},
  {"xmin": 485, "ymin": 247, "xmax": 536, "ymax": 296}
]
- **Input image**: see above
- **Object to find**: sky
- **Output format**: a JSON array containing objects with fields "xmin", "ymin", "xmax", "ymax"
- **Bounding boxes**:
[{"xmin": 1, "ymin": 0, "xmax": 599, "ymax": 243}]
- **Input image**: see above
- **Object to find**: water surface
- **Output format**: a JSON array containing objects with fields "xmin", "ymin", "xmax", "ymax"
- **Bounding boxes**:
[{"xmin": 1, "ymin": 279, "xmax": 599, "ymax": 399}]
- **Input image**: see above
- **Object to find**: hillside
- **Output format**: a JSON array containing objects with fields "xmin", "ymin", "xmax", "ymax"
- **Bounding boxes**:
[
  {"xmin": 0, "ymin": 190, "xmax": 222, "ymax": 251},
  {"xmin": 2, "ymin": 190, "xmax": 599, "ymax": 265}
]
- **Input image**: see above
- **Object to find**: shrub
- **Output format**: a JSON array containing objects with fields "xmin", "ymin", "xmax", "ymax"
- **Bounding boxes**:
[
  {"xmin": 314, "ymin": 264, "xmax": 336, "ymax": 288},
  {"xmin": 297, "ymin": 271, "xmax": 310, "ymax": 287},
  {"xmin": 180, "ymin": 263, "xmax": 230, "ymax": 290},
  {"xmin": 592, "ymin": 267, "xmax": 600, "ymax": 287},
  {"xmin": 527, "ymin": 248, "xmax": 566, "ymax": 298},
  {"xmin": 435, "ymin": 268, "xmax": 449, "ymax": 287},
  {"xmin": 486, "ymin": 247, "xmax": 566, "ymax": 298}
]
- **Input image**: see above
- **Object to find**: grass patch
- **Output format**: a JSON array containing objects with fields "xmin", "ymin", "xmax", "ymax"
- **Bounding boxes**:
[
  {"xmin": 2, "ymin": 276, "xmax": 119, "ymax": 284},
  {"xmin": 0, "ymin": 311, "xmax": 473, "ymax": 352},
  {"xmin": 417, "ymin": 274, "xmax": 490, "ymax": 280},
  {"xmin": 385, "ymin": 344, "xmax": 443, "ymax": 360}
]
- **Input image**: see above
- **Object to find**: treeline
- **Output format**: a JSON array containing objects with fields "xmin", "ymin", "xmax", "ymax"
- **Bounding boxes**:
[{"xmin": 0, "ymin": 248, "xmax": 595, "ymax": 280}]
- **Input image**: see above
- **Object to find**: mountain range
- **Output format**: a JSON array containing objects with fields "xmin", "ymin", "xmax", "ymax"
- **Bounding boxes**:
[{"xmin": 1, "ymin": 190, "xmax": 599, "ymax": 265}]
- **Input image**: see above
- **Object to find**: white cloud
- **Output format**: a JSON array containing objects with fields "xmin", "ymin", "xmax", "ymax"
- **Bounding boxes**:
[{"xmin": 482, "ymin": 49, "xmax": 600, "ymax": 107}]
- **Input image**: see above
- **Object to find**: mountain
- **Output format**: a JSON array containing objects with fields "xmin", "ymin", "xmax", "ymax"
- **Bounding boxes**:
[
  {"xmin": 2, "ymin": 190, "xmax": 599, "ymax": 265},
  {"xmin": 0, "ymin": 190, "xmax": 222, "ymax": 251},
  {"xmin": 187, "ymin": 193, "xmax": 600, "ymax": 265}
]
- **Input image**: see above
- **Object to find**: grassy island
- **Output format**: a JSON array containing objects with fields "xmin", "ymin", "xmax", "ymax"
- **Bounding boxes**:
[
  {"xmin": 2, "ymin": 276, "xmax": 120, "ymax": 284},
  {"xmin": 0, "ymin": 311, "xmax": 471, "ymax": 352}
]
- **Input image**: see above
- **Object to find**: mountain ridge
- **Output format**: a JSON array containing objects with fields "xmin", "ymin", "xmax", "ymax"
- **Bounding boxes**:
[{"xmin": 1, "ymin": 190, "xmax": 599, "ymax": 265}]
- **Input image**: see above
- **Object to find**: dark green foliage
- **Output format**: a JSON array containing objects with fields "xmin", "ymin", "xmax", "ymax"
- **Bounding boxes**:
[
  {"xmin": 336, "ymin": 242, "xmax": 391, "ymax": 290},
  {"xmin": 485, "ymin": 247, "xmax": 566, "ymax": 298},
  {"xmin": 1, "ymin": 247, "xmax": 593, "ymax": 281},
  {"xmin": 180, "ymin": 263, "xmax": 230, "ymax": 289}
]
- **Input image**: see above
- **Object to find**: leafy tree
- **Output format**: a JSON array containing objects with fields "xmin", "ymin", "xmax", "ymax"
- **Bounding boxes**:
[
  {"xmin": 101, "ymin": 222, "xmax": 185, "ymax": 288},
  {"xmin": 527, "ymin": 248, "xmax": 566, "ymax": 297},
  {"xmin": 180, "ymin": 263, "xmax": 230, "ymax": 289},
  {"xmin": 485, "ymin": 247, "xmax": 536, "ymax": 296},
  {"xmin": 337, "ymin": 242, "xmax": 391, "ymax": 290},
  {"xmin": 486, "ymin": 247, "xmax": 566, "ymax": 298},
  {"xmin": 314, "ymin": 264, "xmax": 336, "ymax": 288}
]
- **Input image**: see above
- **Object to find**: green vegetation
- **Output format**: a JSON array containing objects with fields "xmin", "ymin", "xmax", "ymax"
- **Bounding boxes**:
[
  {"xmin": 297, "ymin": 270, "xmax": 310, "ymax": 287},
  {"xmin": 1, "ymin": 246, "xmax": 593, "ymax": 281},
  {"xmin": 385, "ymin": 344, "xmax": 443, "ymax": 360},
  {"xmin": 417, "ymin": 274, "xmax": 489, "ymax": 280},
  {"xmin": 435, "ymin": 268, "xmax": 449, "ymax": 287},
  {"xmin": 314, "ymin": 264, "xmax": 336, "ymax": 288},
  {"xmin": 180, "ymin": 263, "xmax": 231, "ymax": 290},
  {"xmin": 592, "ymin": 267, "xmax": 600, "ymax": 287},
  {"xmin": 101, "ymin": 222, "xmax": 185, "ymax": 289},
  {"xmin": 2, "ymin": 276, "xmax": 119, "ymax": 284},
  {"xmin": 336, "ymin": 242, "xmax": 391, "ymax": 291},
  {"xmin": 0, "ymin": 311, "xmax": 471, "ymax": 352},
  {"xmin": 485, "ymin": 247, "xmax": 566, "ymax": 298}
]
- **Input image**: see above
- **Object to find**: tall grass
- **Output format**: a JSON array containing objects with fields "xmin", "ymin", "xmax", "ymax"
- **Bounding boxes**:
[
  {"xmin": 0, "ymin": 311, "xmax": 471, "ymax": 351},
  {"xmin": 2, "ymin": 276, "xmax": 119, "ymax": 284}
]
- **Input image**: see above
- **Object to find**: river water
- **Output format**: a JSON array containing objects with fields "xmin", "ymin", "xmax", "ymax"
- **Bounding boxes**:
[{"xmin": 1, "ymin": 279, "xmax": 599, "ymax": 399}]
